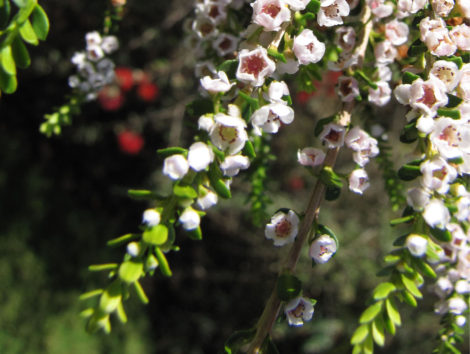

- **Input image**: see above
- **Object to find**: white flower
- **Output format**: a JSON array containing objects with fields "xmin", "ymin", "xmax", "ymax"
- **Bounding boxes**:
[
  {"xmin": 284, "ymin": 296, "xmax": 314, "ymax": 326},
  {"xmin": 397, "ymin": 0, "xmax": 427, "ymax": 17},
  {"xmin": 406, "ymin": 234, "xmax": 428, "ymax": 257},
  {"xmin": 293, "ymin": 29, "xmax": 326, "ymax": 65},
  {"xmin": 265, "ymin": 81, "xmax": 289, "ymax": 103},
  {"xmin": 309, "ymin": 234, "xmax": 337, "ymax": 264},
  {"xmin": 250, "ymin": 102, "xmax": 294, "ymax": 135},
  {"xmin": 374, "ymin": 41, "xmax": 397, "ymax": 65},
  {"xmin": 319, "ymin": 123, "xmax": 346, "ymax": 148},
  {"xmin": 430, "ymin": 60, "xmax": 461, "ymax": 92},
  {"xmin": 457, "ymin": 0, "xmax": 470, "ymax": 18},
  {"xmin": 210, "ymin": 107, "xmax": 248, "ymax": 155},
  {"xmin": 420, "ymin": 157, "xmax": 457, "ymax": 194},
  {"xmin": 448, "ymin": 296, "xmax": 467, "ymax": 315},
  {"xmin": 419, "ymin": 17, "xmax": 457, "ymax": 57},
  {"xmin": 197, "ymin": 190, "xmax": 218, "ymax": 210},
  {"xmin": 192, "ymin": 15, "xmax": 218, "ymax": 38},
  {"xmin": 236, "ymin": 47, "xmax": 276, "ymax": 87},
  {"xmin": 265, "ymin": 210, "xmax": 299, "ymax": 246},
  {"xmin": 101, "ymin": 36, "xmax": 119, "ymax": 54},
  {"xmin": 456, "ymin": 315, "xmax": 467, "ymax": 327},
  {"xmin": 251, "ymin": 0, "xmax": 291, "ymax": 32},
  {"xmin": 179, "ymin": 208, "xmax": 200, "ymax": 230},
  {"xmin": 368, "ymin": 0, "xmax": 394, "ymax": 18},
  {"xmin": 127, "ymin": 242, "xmax": 140, "ymax": 257},
  {"xmin": 385, "ymin": 20, "xmax": 409, "ymax": 46},
  {"xmin": 276, "ymin": 57, "xmax": 300, "ymax": 75},
  {"xmin": 220, "ymin": 155, "xmax": 250, "ymax": 176},
  {"xmin": 285, "ymin": 0, "xmax": 310, "ymax": 10},
  {"xmin": 86, "ymin": 31, "xmax": 102, "ymax": 47},
  {"xmin": 349, "ymin": 169, "xmax": 370, "ymax": 194},
  {"xmin": 335, "ymin": 26, "xmax": 356, "ymax": 53},
  {"xmin": 423, "ymin": 198, "xmax": 450, "ymax": 229},
  {"xmin": 430, "ymin": 118, "xmax": 470, "ymax": 159},
  {"xmin": 455, "ymin": 280, "xmax": 470, "ymax": 294},
  {"xmin": 198, "ymin": 114, "xmax": 215, "ymax": 132},
  {"xmin": 317, "ymin": 0, "xmax": 350, "ymax": 27},
  {"xmin": 431, "ymin": 0, "xmax": 455, "ymax": 17},
  {"xmin": 406, "ymin": 187, "xmax": 430, "ymax": 211},
  {"xmin": 143, "ymin": 209, "xmax": 161, "ymax": 226},
  {"xmin": 435, "ymin": 277, "xmax": 453, "ymax": 298},
  {"xmin": 163, "ymin": 154, "xmax": 189, "ymax": 180},
  {"xmin": 212, "ymin": 33, "xmax": 239, "ymax": 56},
  {"xmin": 188, "ymin": 142, "xmax": 215, "ymax": 171},
  {"xmin": 200, "ymin": 71, "xmax": 234, "ymax": 94},
  {"xmin": 297, "ymin": 147, "xmax": 326, "ymax": 167},
  {"xmin": 368, "ymin": 81, "xmax": 392, "ymax": 107},
  {"xmin": 450, "ymin": 24, "xmax": 470, "ymax": 52},
  {"xmin": 337, "ymin": 76, "xmax": 359, "ymax": 102},
  {"xmin": 86, "ymin": 45, "xmax": 105, "ymax": 62}
]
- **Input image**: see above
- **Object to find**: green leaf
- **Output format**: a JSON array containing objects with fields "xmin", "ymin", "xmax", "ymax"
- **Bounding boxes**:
[
  {"xmin": 446, "ymin": 94, "xmax": 463, "ymax": 108},
  {"xmin": 412, "ymin": 258, "xmax": 436, "ymax": 278},
  {"xmin": 437, "ymin": 107, "xmax": 461, "ymax": 119},
  {"xmin": 400, "ymin": 274, "xmax": 422, "ymax": 298},
  {"xmin": 0, "ymin": 0, "xmax": 11, "ymax": 29},
  {"xmin": 107, "ymin": 233, "xmax": 140, "ymax": 247},
  {"xmin": 398, "ymin": 163, "xmax": 421, "ymax": 181},
  {"xmin": 116, "ymin": 301, "xmax": 128, "ymax": 323},
  {"xmin": 314, "ymin": 115, "xmax": 335, "ymax": 136},
  {"xmin": 360, "ymin": 301, "xmax": 383, "ymax": 324},
  {"xmin": 389, "ymin": 214, "xmax": 414, "ymax": 226},
  {"xmin": 88, "ymin": 263, "xmax": 118, "ymax": 272},
  {"xmin": 399, "ymin": 121, "xmax": 418, "ymax": 143},
  {"xmin": 325, "ymin": 185, "xmax": 341, "ymax": 201},
  {"xmin": 155, "ymin": 248, "xmax": 172, "ymax": 277},
  {"xmin": 267, "ymin": 48, "xmax": 286, "ymax": 63},
  {"xmin": 157, "ymin": 146, "xmax": 187, "ymax": 158},
  {"xmin": 383, "ymin": 312, "xmax": 396, "ymax": 335},
  {"xmin": 224, "ymin": 328, "xmax": 256, "ymax": 354},
  {"xmin": 351, "ymin": 324, "xmax": 369, "ymax": 345},
  {"xmin": 401, "ymin": 290, "xmax": 418, "ymax": 307},
  {"xmin": 354, "ymin": 70, "xmax": 378, "ymax": 90},
  {"xmin": 79, "ymin": 289, "xmax": 104, "ymax": 301},
  {"xmin": 11, "ymin": 36, "xmax": 30, "ymax": 69},
  {"xmin": 385, "ymin": 298, "xmax": 401, "ymax": 326},
  {"xmin": 238, "ymin": 90, "xmax": 259, "ymax": 110},
  {"xmin": 143, "ymin": 224, "xmax": 168, "ymax": 246},
  {"xmin": 1, "ymin": 45, "xmax": 16, "ymax": 75},
  {"xmin": 118, "ymin": 260, "xmax": 144, "ymax": 284},
  {"xmin": 319, "ymin": 166, "xmax": 343, "ymax": 188},
  {"xmin": 276, "ymin": 273, "xmax": 302, "ymax": 301},
  {"xmin": 372, "ymin": 318, "xmax": 385, "ymax": 347},
  {"xmin": 173, "ymin": 184, "xmax": 198, "ymax": 199},
  {"xmin": 373, "ymin": 283, "xmax": 396, "ymax": 300},
  {"xmin": 19, "ymin": 19, "xmax": 39, "ymax": 45},
  {"xmin": 187, "ymin": 226, "xmax": 203, "ymax": 240},
  {"xmin": 306, "ymin": 0, "xmax": 321, "ymax": 13},
  {"xmin": 12, "ymin": 0, "xmax": 29, "ymax": 7},
  {"xmin": 99, "ymin": 281, "xmax": 122, "ymax": 314},
  {"xmin": 208, "ymin": 162, "xmax": 231, "ymax": 199},
  {"xmin": 430, "ymin": 226, "xmax": 452, "ymax": 242},
  {"xmin": 31, "ymin": 4, "xmax": 49, "ymax": 40},
  {"xmin": 242, "ymin": 140, "xmax": 256, "ymax": 159},
  {"xmin": 402, "ymin": 71, "xmax": 420, "ymax": 84},
  {"xmin": 127, "ymin": 189, "xmax": 160, "ymax": 200},
  {"xmin": 217, "ymin": 59, "xmax": 238, "ymax": 79},
  {"xmin": 132, "ymin": 280, "xmax": 149, "ymax": 304}
]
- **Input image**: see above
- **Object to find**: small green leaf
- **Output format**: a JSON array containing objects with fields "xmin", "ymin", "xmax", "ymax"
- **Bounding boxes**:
[
  {"xmin": 383, "ymin": 312, "xmax": 396, "ymax": 335},
  {"xmin": 430, "ymin": 226, "xmax": 452, "ymax": 242},
  {"xmin": 373, "ymin": 282, "xmax": 396, "ymax": 300},
  {"xmin": 389, "ymin": 214, "xmax": 415, "ymax": 226},
  {"xmin": 157, "ymin": 146, "xmax": 187, "ymax": 158},
  {"xmin": 118, "ymin": 260, "xmax": 143, "ymax": 284},
  {"xmin": 217, "ymin": 59, "xmax": 238, "ymax": 79},
  {"xmin": 306, "ymin": 0, "xmax": 321, "ymax": 13},
  {"xmin": 351, "ymin": 324, "xmax": 369, "ymax": 345},
  {"xmin": 79, "ymin": 289, "xmax": 104, "ymax": 301},
  {"xmin": 173, "ymin": 185, "xmax": 198, "ymax": 199},
  {"xmin": 243, "ymin": 140, "xmax": 256, "ymax": 159},
  {"xmin": 400, "ymin": 274, "xmax": 422, "ymax": 298},
  {"xmin": 398, "ymin": 163, "xmax": 421, "ymax": 181},
  {"xmin": 360, "ymin": 301, "xmax": 383, "ymax": 324},
  {"xmin": 19, "ymin": 19, "xmax": 39, "ymax": 45},
  {"xmin": 399, "ymin": 121, "xmax": 418, "ymax": 143},
  {"xmin": 385, "ymin": 298, "xmax": 401, "ymax": 326},
  {"xmin": 1, "ymin": 45, "xmax": 16, "ymax": 75},
  {"xmin": 31, "ymin": 4, "xmax": 49, "ymax": 40},
  {"xmin": 127, "ymin": 189, "xmax": 160, "ymax": 200},
  {"xmin": 401, "ymin": 290, "xmax": 418, "ymax": 307},
  {"xmin": 133, "ymin": 280, "xmax": 149, "ymax": 304},
  {"xmin": 354, "ymin": 70, "xmax": 378, "ymax": 90},
  {"xmin": 143, "ymin": 224, "xmax": 168, "ymax": 246},
  {"xmin": 0, "ymin": 0, "xmax": 11, "ymax": 29},
  {"xmin": 402, "ymin": 71, "xmax": 420, "ymax": 84},
  {"xmin": 372, "ymin": 318, "xmax": 385, "ymax": 347},
  {"xmin": 238, "ymin": 90, "xmax": 259, "ymax": 110},
  {"xmin": 446, "ymin": 94, "xmax": 463, "ymax": 108},
  {"xmin": 267, "ymin": 48, "xmax": 286, "ymax": 63},
  {"xmin": 107, "ymin": 233, "xmax": 140, "ymax": 247},
  {"xmin": 99, "ymin": 280, "xmax": 122, "ymax": 314},
  {"xmin": 187, "ymin": 226, "xmax": 203, "ymax": 240},
  {"xmin": 12, "ymin": 0, "xmax": 29, "ymax": 7},
  {"xmin": 412, "ymin": 258, "xmax": 436, "ymax": 278},
  {"xmin": 437, "ymin": 107, "xmax": 461, "ymax": 119},
  {"xmin": 116, "ymin": 301, "xmax": 128, "ymax": 323},
  {"xmin": 325, "ymin": 185, "xmax": 341, "ymax": 201},
  {"xmin": 276, "ymin": 273, "xmax": 302, "ymax": 301},
  {"xmin": 11, "ymin": 36, "xmax": 30, "ymax": 69},
  {"xmin": 155, "ymin": 248, "xmax": 172, "ymax": 277},
  {"xmin": 319, "ymin": 166, "xmax": 343, "ymax": 188},
  {"xmin": 89, "ymin": 263, "xmax": 118, "ymax": 272}
]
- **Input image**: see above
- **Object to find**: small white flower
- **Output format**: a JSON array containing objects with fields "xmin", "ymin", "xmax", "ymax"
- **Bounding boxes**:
[
  {"xmin": 285, "ymin": 0, "xmax": 310, "ymax": 10},
  {"xmin": 86, "ymin": 31, "xmax": 102, "ymax": 47},
  {"xmin": 297, "ymin": 147, "xmax": 326, "ymax": 167},
  {"xmin": 385, "ymin": 20, "xmax": 409, "ymax": 46},
  {"xmin": 368, "ymin": 0, "xmax": 394, "ymax": 18},
  {"xmin": 337, "ymin": 76, "xmax": 360, "ymax": 102},
  {"xmin": 220, "ymin": 155, "xmax": 250, "ymax": 176},
  {"xmin": 420, "ymin": 157, "xmax": 457, "ymax": 194},
  {"xmin": 284, "ymin": 296, "xmax": 314, "ymax": 326},
  {"xmin": 406, "ymin": 187, "xmax": 430, "ymax": 211},
  {"xmin": 317, "ymin": 0, "xmax": 350, "ymax": 27},
  {"xmin": 349, "ymin": 169, "xmax": 370, "ymax": 195},
  {"xmin": 430, "ymin": 60, "xmax": 461, "ymax": 92},
  {"xmin": 179, "ymin": 208, "xmax": 200, "ymax": 230},
  {"xmin": 457, "ymin": 0, "xmax": 470, "ymax": 18},
  {"xmin": 335, "ymin": 26, "xmax": 356, "ymax": 53},
  {"xmin": 127, "ymin": 242, "xmax": 140, "ymax": 257},
  {"xmin": 368, "ymin": 81, "xmax": 392, "ymax": 107},
  {"xmin": 188, "ymin": 142, "xmax": 215, "ymax": 172},
  {"xmin": 406, "ymin": 234, "xmax": 428, "ymax": 257},
  {"xmin": 319, "ymin": 123, "xmax": 346, "ymax": 148},
  {"xmin": 423, "ymin": 198, "xmax": 450, "ymax": 229},
  {"xmin": 101, "ymin": 35, "xmax": 119, "ymax": 54},
  {"xmin": 163, "ymin": 154, "xmax": 189, "ymax": 180},
  {"xmin": 200, "ymin": 71, "xmax": 234, "ymax": 94},
  {"xmin": 250, "ymin": 102, "xmax": 294, "ymax": 135},
  {"xmin": 197, "ymin": 190, "xmax": 218, "ymax": 210},
  {"xmin": 293, "ymin": 29, "xmax": 326, "ymax": 65},
  {"xmin": 251, "ymin": 0, "xmax": 291, "ymax": 32},
  {"xmin": 455, "ymin": 280, "xmax": 470, "ymax": 294},
  {"xmin": 309, "ymin": 234, "xmax": 337, "ymax": 264},
  {"xmin": 209, "ymin": 109, "xmax": 248, "ymax": 155},
  {"xmin": 212, "ymin": 33, "xmax": 239, "ymax": 56},
  {"xmin": 456, "ymin": 315, "xmax": 467, "ymax": 327},
  {"xmin": 450, "ymin": 24, "xmax": 470, "ymax": 52},
  {"xmin": 374, "ymin": 40, "xmax": 397, "ymax": 65},
  {"xmin": 265, "ymin": 81, "xmax": 289, "ymax": 103},
  {"xmin": 431, "ymin": 0, "xmax": 455, "ymax": 17},
  {"xmin": 435, "ymin": 277, "xmax": 453, "ymax": 298},
  {"xmin": 198, "ymin": 114, "xmax": 215, "ymax": 132},
  {"xmin": 143, "ymin": 209, "xmax": 161, "ymax": 226},
  {"xmin": 265, "ymin": 210, "xmax": 299, "ymax": 246},
  {"xmin": 448, "ymin": 296, "xmax": 467, "ymax": 315},
  {"xmin": 430, "ymin": 118, "xmax": 470, "ymax": 159},
  {"xmin": 236, "ymin": 47, "xmax": 276, "ymax": 87}
]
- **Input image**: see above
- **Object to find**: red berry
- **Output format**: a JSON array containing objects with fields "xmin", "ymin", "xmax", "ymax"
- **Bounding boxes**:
[{"xmin": 117, "ymin": 130, "xmax": 144, "ymax": 155}]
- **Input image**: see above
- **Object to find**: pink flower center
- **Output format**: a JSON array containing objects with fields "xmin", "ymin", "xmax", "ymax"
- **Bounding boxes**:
[
  {"xmin": 241, "ymin": 53, "xmax": 267, "ymax": 78},
  {"xmin": 416, "ymin": 84, "xmax": 437, "ymax": 107},
  {"xmin": 209, "ymin": 5, "xmax": 220, "ymax": 18},
  {"xmin": 433, "ymin": 166, "xmax": 448, "ymax": 181},
  {"xmin": 439, "ymin": 125, "xmax": 461, "ymax": 147},
  {"xmin": 325, "ymin": 128, "xmax": 341, "ymax": 142},
  {"xmin": 262, "ymin": 3, "xmax": 281, "ymax": 17},
  {"xmin": 219, "ymin": 38, "xmax": 232, "ymax": 50},
  {"xmin": 318, "ymin": 245, "xmax": 329, "ymax": 256},
  {"xmin": 290, "ymin": 303, "xmax": 305, "ymax": 318},
  {"xmin": 324, "ymin": 4, "xmax": 340, "ymax": 17},
  {"xmin": 275, "ymin": 219, "xmax": 292, "ymax": 238}
]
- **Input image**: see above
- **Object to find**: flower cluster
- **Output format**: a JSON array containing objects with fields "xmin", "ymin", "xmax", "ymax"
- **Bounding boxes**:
[{"xmin": 68, "ymin": 31, "xmax": 119, "ymax": 100}]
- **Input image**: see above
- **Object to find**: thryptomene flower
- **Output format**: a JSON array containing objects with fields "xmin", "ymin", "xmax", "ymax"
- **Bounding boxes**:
[
  {"xmin": 179, "ymin": 208, "xmax": 200, "ymax": 230},
  {"xmin": 250, "ymin": 102, "xmax": 294, "ymax": 135},
  {"xmin": 407, "ymin": 187, "xmax": 431, "ymax": 211},
  {"xmin": 349, "ymin": 169, "xmax": 370, "ymax": 194},
  {"xmin": 419, "ymin": 17, "xmax": 457, "ymax": 57},
  {"xmin": 335, "ymin": 26, "xmax": 356, "ymax": 53},
  {"xmin": 143, "ymin": 209, "xmax": 161, "ymax": 226},
  {"xmin": 212, "ymin": 33, "xmax": 239, "ymax": 56},
  {"xmin": 406, "ymin": 234, "xmax": 428, "ymax": 257},
  {"xmin": 265, "ymin": 210, "xmax": 299, "ymax": 246},
  {"xmin": 163, "ymin": 154, "xmax": 189, "ymax": 180},
  {"xmin": 429, "ymin": 118, "xmax": 470, "ymax": 159},
  {"xmin": 450, "ymin": 24, "xmax": 470, "ymax": 51},
  {"xmin": 422, "ymin": 198, "xmax": 450, "ymax": 229},
  {"xmin": 284, "ymin": 296, "xmax": 314, "ymax": 326},
  {"xmin": 431, "ymin": 0, "xmax": 455, "ymax": 17},
  {"xmin": 457, "ymin": 0, "xmax": 470, "ymax": 18},
  {"xmin": 297, "ymin": 147, "xmax": 326, "ymax": 167},
  {"xmin": 397, "ymin": 0, "xmax": 427, "ymax": 17},
  {"xmin": 337, "ymin": 76, "xmax": 359, "ymax": 102},
  {"xmin": 220, "ymin": 155, "xmax": 250, "ymax": 176},
  {"xmin": 127, "ymin": 242, "xmax": 141, "ymax": 257},
  {"xmin": 209, "ymin": 105, "xmax": 248, "ymax": 155},
  {"xmin": 430, "ymin": 60, "xmax": 461, "ymax": 92},
  {"xmin": 420, "ymin": 157, "xmax": 457, "ymax": 195},
  {"xmin": 309, "ymin": 234, "xmax": 337, "ymax": 263},
  {"xmin": 200, "ymin": 71, "xmax": 234, "ymax": 94},
  {"xmin": 293, "ymin": 29, "xmax": 326, "ymax": 65},
  {"xmin": 236, "ymin": 47, "xmax": 276, "ymax": 87},
  {"xmin": 374, "ymin": 40, "xmax": 397, "ymax": 65},
  {"xmin": 385, "ymin": 19, "xmax": 409, "ymax": 46},
  {"xmin": 265, "ymin": 81, "xmax": 290, "ymax": 103},
  {"xmin": 251, "ymin": 0, "xmax": 291, "ymax": 32},
  {"xmin": 368, "ymin": 0, "xmax": 393, "ymax": 18},
  {"xmin": 317, "ymin": 0, "xmax": 350, "ymax": 27},
  {"xmin": 368, "ymin": 81, "xmax": 391, "ymax": 107},
  {"xmin": 319, "ymin": 123, "xmax": 346, "ymax": 148},
  {"xmin": 285, "ymin": 0, "xmax": 310, "ymax": 10},
  {"xmin": 197, "ymin": 189, "xmax": 218, "ymax": 210},
  {"xmin": 188, "ymin": 142, "xmax": 215, "ymax": 171}
]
